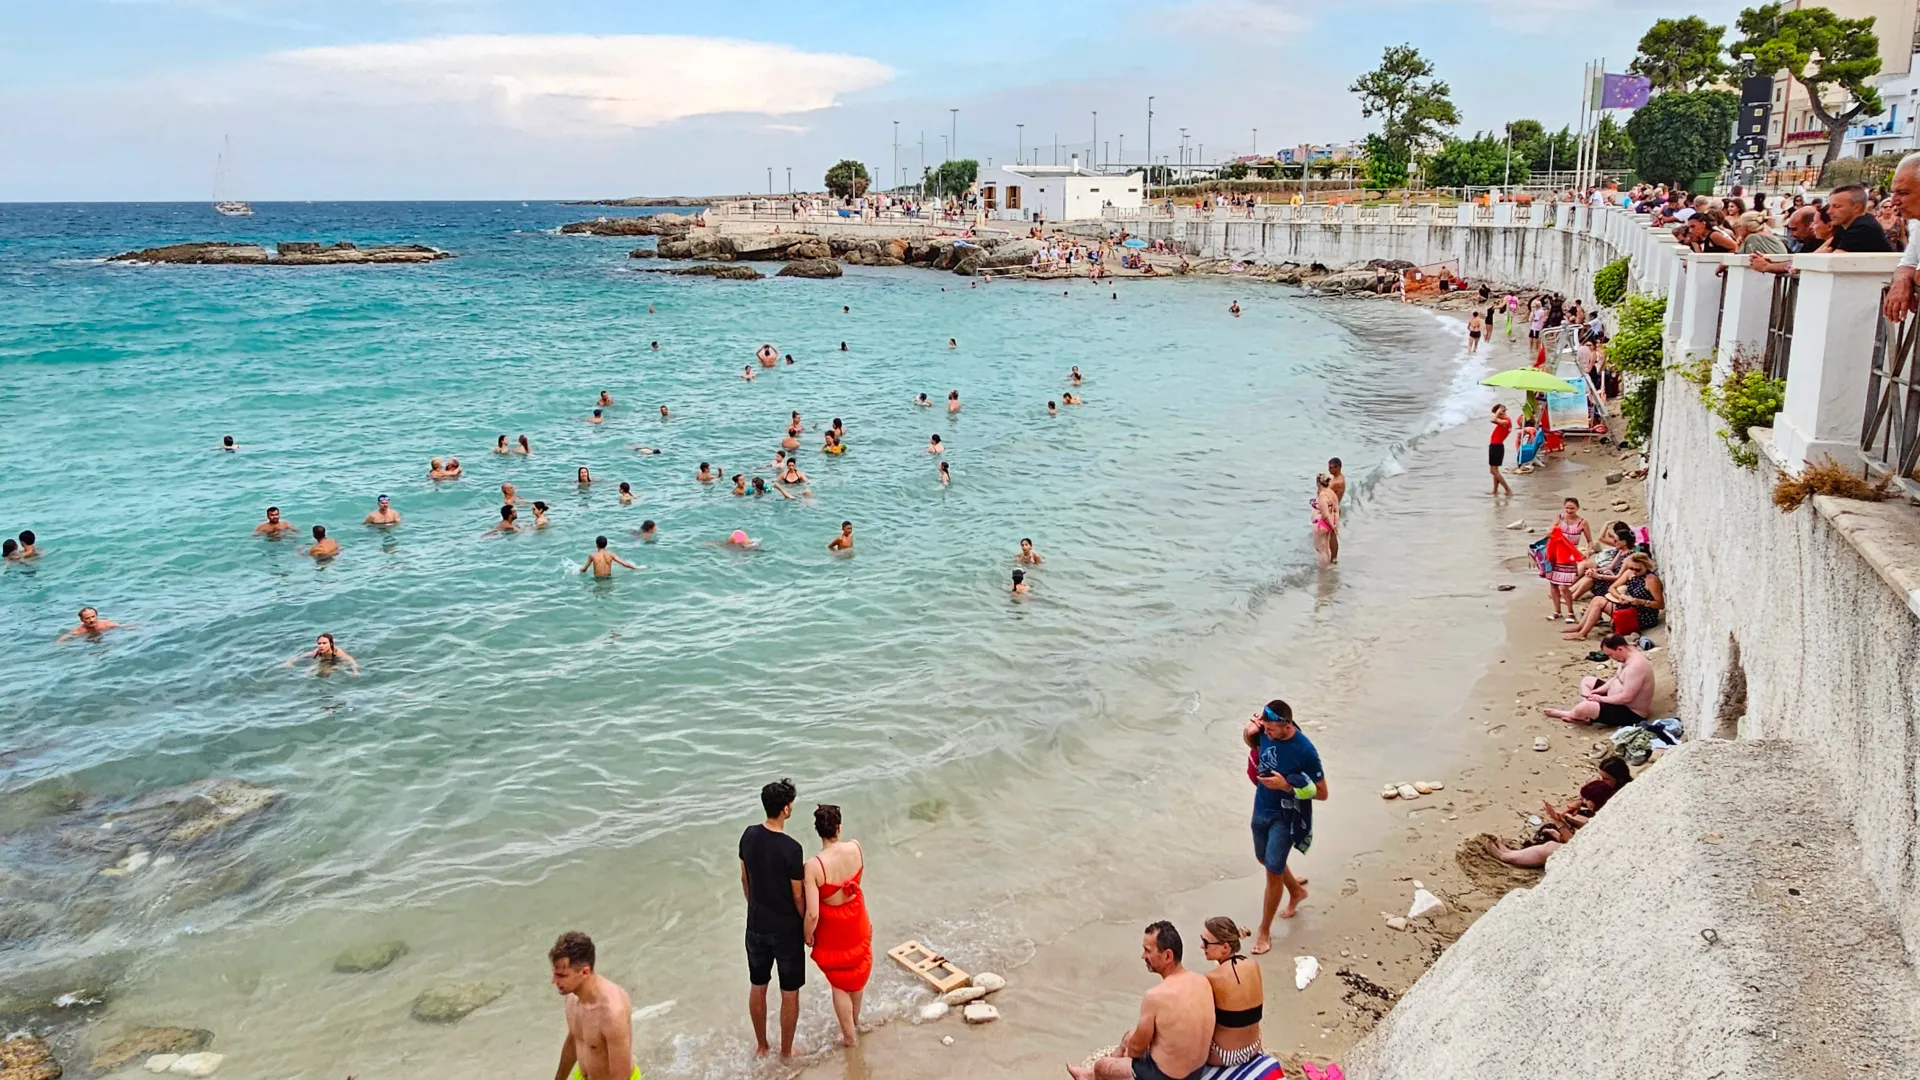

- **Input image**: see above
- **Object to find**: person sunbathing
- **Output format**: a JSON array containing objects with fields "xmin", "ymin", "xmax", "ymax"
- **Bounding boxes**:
[
  {"xmin": 1564, "ymin": 553, "xmax": 1662, "ymax": 639},
  {"xmin": 1485, "ymin": 757, "xmax": 1633, "ymax": 868}
]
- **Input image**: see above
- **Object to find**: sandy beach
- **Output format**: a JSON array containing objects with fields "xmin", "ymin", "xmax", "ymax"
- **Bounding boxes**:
[{"xmin": 796, "ymin": 311, "xmax": 1673, "ymax": 1080}]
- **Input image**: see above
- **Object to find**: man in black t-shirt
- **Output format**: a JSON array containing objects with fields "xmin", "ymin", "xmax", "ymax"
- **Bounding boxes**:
[
  {"xmin": 739, "ymin": 777, "xmax": 805, "ymax": 1058},
  {"xmin": 1826, "ymin": 184, "xmax": 1893, "ymax": 252}
]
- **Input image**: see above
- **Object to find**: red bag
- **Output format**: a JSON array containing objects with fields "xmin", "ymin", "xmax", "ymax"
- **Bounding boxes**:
[{"xmin": 1610, "ymin": 606, "xmax": 1641, "ymax": 634}]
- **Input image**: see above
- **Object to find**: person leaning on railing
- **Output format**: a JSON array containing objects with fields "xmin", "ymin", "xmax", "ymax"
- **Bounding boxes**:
[
  {"xmin": 1750, "ymin": 206, "xmax": 1826, "ymax": 275},
  {"xmin": 1883, "ymin": 153, "xmax": 1920, "ymax": 321}
]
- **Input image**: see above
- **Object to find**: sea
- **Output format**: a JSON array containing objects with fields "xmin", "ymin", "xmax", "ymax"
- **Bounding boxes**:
[{"xmin": 0, "ymin": 202, "xmax": 1488, "ymax": 1078}]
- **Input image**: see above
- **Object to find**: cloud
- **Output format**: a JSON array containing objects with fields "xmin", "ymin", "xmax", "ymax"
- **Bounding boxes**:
[
  {"xmin": 1161, "ymin": 0, "xmax": 1309, "ymax": 40},
  {"xmin": 266, "ymin": 34, "xmax": 894, "ymax": 134}
]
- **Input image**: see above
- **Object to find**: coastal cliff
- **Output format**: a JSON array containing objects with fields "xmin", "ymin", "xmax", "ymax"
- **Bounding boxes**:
[{"xmin": 109, "ymin": 242, "xmax": 451, "ymax": 266}]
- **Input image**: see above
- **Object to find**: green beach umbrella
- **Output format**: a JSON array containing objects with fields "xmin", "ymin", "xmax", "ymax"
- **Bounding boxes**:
[{"xmin": 1481, "ymin": 368, "xmax": 1579, "ymax": 393}]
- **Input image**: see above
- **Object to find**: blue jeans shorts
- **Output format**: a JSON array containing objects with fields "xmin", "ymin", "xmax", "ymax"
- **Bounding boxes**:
[{"xmin": 1250, "ymin": 809, "xmax": 1296, "ymax": 875}]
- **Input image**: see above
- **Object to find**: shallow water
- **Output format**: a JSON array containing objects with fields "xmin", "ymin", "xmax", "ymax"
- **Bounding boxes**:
[{"xmin": 0, "ymin": 202, "xmax": 1483, "ymax": 1076}]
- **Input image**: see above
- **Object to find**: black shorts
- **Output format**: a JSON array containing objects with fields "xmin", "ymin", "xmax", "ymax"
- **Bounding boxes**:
[
  {"xmin": 1469, "ymin": 331, "xmax": 1481, "ymax": 339},
  {"xmin": 1489, "ymin": 442, "xmax": 1506, "ymax": 467},
  {"xmin": 1596, "ymin": 702, "xmax": 1647, "ymax": 728},
  {"xmin": 746, "ymin": 928, "xmax": 806, "ymax": 992},
  {"xmin": 1132, "ymin": 1052, "xmax": 1190, "ymax": 1080}
]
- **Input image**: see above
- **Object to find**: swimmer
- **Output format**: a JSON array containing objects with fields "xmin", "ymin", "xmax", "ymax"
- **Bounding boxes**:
[
  {"xmin": 1047, "ymin": 400, "xmax": 1058, "ymax": 417},
  {"xmin": 517, "ymin": 434, "xmax": 532, "ymax": 455},
  {"xmin": 1010, "ymin": 569, "xmax": 1031, "ymax": 596},
  {"xmin": 1230, "ymin": 301, "xmax": 1241, "ymax": 316},
  {"xmin": 285, "ymin": 632, "xmax": 359, "ymax": 676},
  {"xmin": 363, "ymin": 494, "xmax": 400, "ymax": 526},
  {"xmin": 299, "ymin": 524, "xmax": 339, "ymax": 560},
  {"xmin": 731, "ymin": 474, "xmax": 748, "ymax": 496},
  {"xmin": 531, "ymin": 501, "xmax": 550, "ymax": 528},
  {"xmin": 697, "ymin": 462, "xmax": 717, "ymax": 483},
  {"xmin": 937, "ymin": 460, "xmax": 950, "ymax": 485},
  {"xmin": 1070, "ymin": 366, "xmax": 1083, "ymax": 385},
  {"xmin": 1111, "ymin": 292, "xmax": 1117, "ymax": 300},
  {"xmin": 57, "ymin": 607, "xmax": 131, "ymax": 642},
  {"xmin": 444, "ymin": 457, "xmax": 462, "ymax": 478},
  {"xmin": 842, "ymin": 305, "xmax": 850, "ymax": 314},
  {"xmin": 751, "ymin": 476, "xmax": 770, "ymax": 497},
  {"xmin": 428, "ymin": 456, "xmax": 447, "ymax": 479},
  {"xmin": 501, "ymin": 482, "xmax": 523, "ymax": 505},
  {"xmin": 581, "ymin": 535, "xmax": 638, "ymax": 577},
  {"xmin": 659, "ymin": 405, "xmax": 670, "ymax": 419},
  {"xmin": 648, "ymin": 305, "xmax": 656, "ymax": 314},
  {"xmin": 831, "ymin": 418, "xmax": 845, "ymax": 438},
  {"xmin": 949, "ymin": 338, "xmax": 957, "ymax": 349},
  {"xmin": 495, "ymin": 435, "xmax": 510, "ymax": 454},
  {"xmin": 725, "ymin": 529, "xmax": 758, "ymax": 549},
  {"xmin": 218, "ymin": 435, "xmax": 238, "ymax": 452},
  {"xmin": 254, "ymin": 507, "xmax": 297, "ymax": 538},
  {"xmin": 784, "ymin": 354, "xmax": 794, "ymax": 365},
  {"xmin": 1061, "ymin": 392, "xmax": 1081, "ymax": 405},
  {"xmin": 916, "ymin": 393, "xmax": 933, "ymax": 407},
  {"xmin": 743, "ymin": 366, "xmax": 756, "ymax": 381},
  {"xmin": 1, "ymin": 539, "xmax": 14, "ymax": 560},
  {"xmin": 1327, "ymin": 457, "xmax": 1347, "ymax": 502},
  {"xmin": 586, "ymin": 408, "xmax": 604, "ymax": 424},
  {"xmin": 484, "ymin": 504, "xmax": 520, "ymax": 535},
  {"xmin": 597, "ymin": 390, "xmax": 614, "ymax": 407},
  {"xmin": 782, "ymin": 426, "xmax": 800, "ymax": 451},
  {"xmin": 828, "ymin": 520, "xmax": 854, "ymax": 553},
  {"xmin": 947, "ymin": 390, "xmax": 961, "ymax": 413},
  {"xmin": 756, "ymin": 344, "xmax": 779, "ymax": 368},
  {"xmin": 1017, "ymin": 538, "xmax": 1043, "ymax": 565},
  {"xmin": 780, "ymin": 460, "xmax": 809, "ymax": 485},
  {"xmin": 822, "ymin": 430, "xmax": 844, "ymax": 454},
  {"xmin": 5, "ymin": 531, "xmax": 32, "ymax": 558},
  {"xmin": 839, "ymin": 342, "xmax": 848, "ymax": 351},
  {"xmin": 577, "ymin": 467, "xmax": 594, "ymax": 485},
  {"xmin": 928, "ymin": 434, "xmax": 944, "ymax": 454},
  {"xmin": 631, "ymin": 446, "xmax": 662, "ymax": 455},
  {"xmin": 650, "ymin": 341, "xmax": 660, "ymax": 350},
  {"xmin": 636, "ymin": 520, "xmax": 657, "ymax": 542},
  {"xmin": 619, "ymin": 481, "xmax": 634, "ymax": 505}
]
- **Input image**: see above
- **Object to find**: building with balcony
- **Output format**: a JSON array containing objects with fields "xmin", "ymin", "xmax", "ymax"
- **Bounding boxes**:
[{"xmin": 1765, "ymin": 0, "xmax": 1920, "ymax": 168}]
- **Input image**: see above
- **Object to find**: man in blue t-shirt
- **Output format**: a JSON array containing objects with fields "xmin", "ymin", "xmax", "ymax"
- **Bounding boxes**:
[{"xmin": 1241, "ymin": 698, "xmax": 1328, "ymax": 955}]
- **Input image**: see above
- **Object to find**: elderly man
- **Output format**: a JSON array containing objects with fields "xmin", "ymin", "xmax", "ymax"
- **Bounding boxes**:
[
  {"xmin": 1885, "ymin": 153, "xmax": 1920, "ymax": 320},
  {"xmin": 1751, "ymin": 206, "xmax": 1823, "ymax": 273}
]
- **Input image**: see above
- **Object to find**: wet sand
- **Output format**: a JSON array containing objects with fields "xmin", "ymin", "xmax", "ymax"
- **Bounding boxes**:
[{"xmin": 797, "ymin": 324, "xmax": 1673, "ymax": 1080}]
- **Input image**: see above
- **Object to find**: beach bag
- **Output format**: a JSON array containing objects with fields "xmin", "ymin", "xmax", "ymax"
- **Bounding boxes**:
[
  {"xmin": 1528, "ymin": 536, "xmax": 1551, "ymax": 576},
  {"xmin": 1610, "ymin": 606, "xmax": 1641, "ymax": 634}
]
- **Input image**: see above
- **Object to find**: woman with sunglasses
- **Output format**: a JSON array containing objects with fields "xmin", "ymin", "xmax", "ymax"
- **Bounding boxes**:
[{"xmin": 1198, "ymin": 917, "xmax": 1264, "ymax": 1067}]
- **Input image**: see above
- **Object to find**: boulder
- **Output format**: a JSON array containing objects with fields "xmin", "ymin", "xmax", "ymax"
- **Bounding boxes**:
[
  {"xmin": 942, "ymin": 986, "xmax": 988, "ymax": 1006},
  {"xmin": 971, "ymin": 972, "xmax": 1007, "ymax": 993},
  {"xmin": 722, "ymin": 233, "xmax": 803, "ymax": 259},
  {"xmin": 626, "ymin": 248, "xmax": 656, "ymax": 258},
  {"xmin": 101, "ymin": 779, "xmax": 280, "ymax": 848},
  {"xmin": 671, "ymin": 265, "xmax": 762, "ymax": 281},
  {"xmin": 776, "ymin": 259, "xmax": 842, "ymax": 279},
  {"xmin": 787, "ymin": 239, "xmax": 832, "ymax": 260},
  {"xmin": 556, "ymin": 213, "xmax": 692, "ymax": 238},
  {"xmin": 167, "ymin": 1053, "xmax": 224, "ymax": 1077},
  {"xmin": 91, "ymin": 1029, "xmax": 213, "ymax": 1073},
  {"xmin": 0, "ymin": 779, "xmax": 85, "ymax": 836},
  {"xmin": 883, "ymin": 237, "xmax": 910, "ymax": 262},
  {"xmin": 108, "ymin": 243, "xmax": 447, "ymax": 265},
  {"xmin": 961, "ymin": 1002, "xmax": 999, "ymax": 1024},
  {"xmin": 409, "ymin": 981, "xmax": 508, "ymax": 1024},
  {"xmin": 655, "ymin": 236, "xmax": 726, "ymax": 260},
  {"xmin": 0, "ymin": 1036, "xmax": 59, "ymax": 1080},
  {"xmin": 333, "ymin": 940, "xmax": 409, "ymax": 974}
]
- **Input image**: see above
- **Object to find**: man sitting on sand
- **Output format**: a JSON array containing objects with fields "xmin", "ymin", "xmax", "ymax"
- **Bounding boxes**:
[
  {"xmin": 1544, "ymin": 634, "xmax": 1653, "ymax": 726},
  {"xmin": 1068, "ymin": 922, "xmax": 1213, "ymax": 1080}
]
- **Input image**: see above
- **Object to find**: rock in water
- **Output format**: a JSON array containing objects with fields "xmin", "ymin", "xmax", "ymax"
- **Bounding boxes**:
[
  {"xmin": 669, "ymin": 264, "xmax": 761, "ymax": 280},
  {"xmin": 775, "ymin": 259, "xmax": 843, "ymax": 279},
  {"xmin": 167, "ymin": 1053, "xmax": 225, "ymax": 1077},
  {"xmin": 1408, "ymin": 888, "xmax": 1448, "ymax": 920},
  {"xmin": 409, "ymin": 981, "xmax": 508, "ymax": 1023},
  {"xmin": 91, "ymin": 1029, "xmax": 213, "ymax": 1072},
  {"xmin": 333, "ymin": 940, "xmax": 409, "ymax": 974},
  {"xmin": 970, "ymin": 972, "xmax": 1006, "ymax": 993},
  {"xmin": 0, "ymin": 1035, "xmax": 60, "ymax": 1080},
  {"xmin": 961, "ymin": 1002, "xmax": 999, "ymax": 1024},
  {"xmin": 917, "ymin": 1001, "xmax": 950, "ymax": 1022},
  {"xmin": 942, "ymin": 986, "xmax": 987, "ymax": 1006},
  {"xmin": 99, "ymin": 778, "xmax": 280, "ymax": 848}
]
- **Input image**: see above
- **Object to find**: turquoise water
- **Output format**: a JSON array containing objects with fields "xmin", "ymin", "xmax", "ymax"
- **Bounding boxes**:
[{"xmin": 0, "ymin": 203, "xmax": 1474, "ymax": 1075}]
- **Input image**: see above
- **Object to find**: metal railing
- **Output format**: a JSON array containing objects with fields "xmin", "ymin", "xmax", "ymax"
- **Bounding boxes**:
[
  {"xmin": 1862, "ymin": 286, "xmax": 1920, "ymax": 494},
  {"xmin": 1762, "ymin": 273, "xmax": 1799, "ymax": 381}
]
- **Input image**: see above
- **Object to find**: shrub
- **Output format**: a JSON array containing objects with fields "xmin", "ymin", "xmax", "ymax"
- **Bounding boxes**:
[
  {"xmin": 1773, "ymin": 456, "xmax": 1893, "ymax": 511},
  {"xmin": 1700, "ymin": 353, "xmax": 1786, "ymax": 469},
  {"xmin": 1609, "ymin": 293, "xmax": 1668, "ymax": 378},
  {"xmin": 1621, "ymin": 377, "xmax": 1659, "ymax": 445},
  {"xmin": 1593, "ymin": 256, "xmax": 1630, "ymax": 306}
]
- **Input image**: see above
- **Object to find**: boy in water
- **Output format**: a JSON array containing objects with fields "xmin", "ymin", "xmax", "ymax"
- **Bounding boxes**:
[
  {"xmin": 828, "ymin": 521, "xmax": 854, "ymax": 552},
  {"xmin": 581, "ymin": 536, "xmax": 637, "ymax": 577}
]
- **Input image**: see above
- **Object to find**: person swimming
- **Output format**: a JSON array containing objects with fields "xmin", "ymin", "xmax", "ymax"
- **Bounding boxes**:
[
  {"xmin": 830, "ymin": 418, "xmax": 844, "ymax": 437},
  {"xmin": 784, "ymin": 354, "xmax": 794, "ymax": 365},
  {"xmin": 731, "ymin": 474, "xmax": 748, "ymax": 496},
  {"xmin": 1070, "ymin": 366, "xmax": 1083, "ymax": 385},
  {"xmin": 916, "ymin": 393, "xmax": 933, "ymax": 407},
  {"xmin": 587, "ymin": 409, "xmax": 604, "ymax": 424},
  {"xmin": 1047, "ymin": 400, "xmax": 1058, "ymax": 416},
  {"xmin": 286, "ymin": 632, "xmax": 359, "ymax": 676},
  {"xmin": 937, "ymin": 460, "xmax": 950, "ymax": 485},
  {"xmin": 1230, "ymin": 301, "xmax": 1241, "ymax": 316},
  {"xmin": 823, "ymin": 430, "xmax": 844, "ymax": 454},
  {"xmin": 219, "ymin": 435, "xmax": 238, "ymax": 452},
  {"xmin": 697, "ymin": 462, "xmax": 716, "ymax": 483},
  {"xmin": 828, "ymin": 520, "xmax": 853, "ymax": 552},
  {"xmin": 773, "ymin": 450, "xmax": 788, "ymax": 469},
  {"xmin": 619, "ymin": 481, "xmax": 634, "ymax": 505},
  {"xmin": 517, "ymin": 434, "xmax": 532, "ymax": 454},
  {"xmin": 1011, "ymin": 569, "xmax": 1030, "ymax": 596},
  {"xmin": 780, "ymin": 461, "xmax": 809, "ymax": 485},
  {"xmin": 254, "ymin": 507, "xmax": 296, "ymax": 538},
  {"xmin": 581, "ymin": 534, "xmax": 637, "ymax": 577},
  {"xmin": 636, "ymin": 520, "xmax": 657, "ymax": 542},
  {"xmin": 659, "ymin": 405, "xmax": 670, "ymax": 419},
  {"xmin": 742, "ymin": 366, "xmax": 756, "ymax": 381},
  {"xmin": 782, "ymin": 425, "xmax": 801, "ymax": 451},
  {"xmin": 495, "ymin": 435, "xmax": 510, "ymax": 454},
  {"xmin": 928, "ymin": 434, "xmax": 943, "ymax": 453},
  {"xmin": 838, "ymin": 342, "xmax": 848, "ymax": 351},
  {"xmin": 577, "ymin": 467, "xmax": 594, "ymax": 485},
  {"xmin": 1062, "ymin": 392, "xmax": 1081, "ymax": 405},
  {"xmin": 948, "ymin": 338, "xmax": 957, "ymax": 348},
  {"xmin": 650, "ymin": 341, "xmax": 660, "ymax": 350},
  {"xmin": 726, "ymin": 529, "xmax": 758, "ymax": 548},
  {"xmin": 597, "ymin": 391, "xmax": 613, "ymax": 407},
  {"xmin": 442, "ymin": 457, "xmax": 462, "ymax": 478},
  {"xmin": 1017, "ymin": 538, "xmax": 1043, "ymax": 564},
  {"xmin": 484, "ymin": 504, "xmax": 520, "ymax": 535},
  {"xmin": 501, "ymin": 482, "xmax": 522, "ymax": 505},
  {"xmin": 842, "ymin": 305, "xmax": 850, "ymax": 314},
  {"xmin": 756, "ymin": 344, "xmax": 779, "ymax": 368},
  {"xmin": 531, "ymin": 501, "xmax": 550, "ymax": 528},
  {"xmin": 299, "ymin": 524, "xmax": 339, "ymax": 559},
  {"xmin": 363, "ymin": 494, "xmax": 400, "ymax": 526},
  {"xmin": 947, "ymin": 390, "xmax": 961, "ymax": 413}
]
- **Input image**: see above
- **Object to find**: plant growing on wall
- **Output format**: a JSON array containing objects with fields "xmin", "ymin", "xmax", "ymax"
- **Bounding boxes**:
[
  {"xmin": 1609, "ymin": 292, "xmax": 1670, "ymax": 445},
  {"xmin": 1593, "ymin": 257, "xmax": 1630, "ymax": 306},
  {"xmin": 1703, "ymin": 358, "xmax": 1786, "ymax": 469}
]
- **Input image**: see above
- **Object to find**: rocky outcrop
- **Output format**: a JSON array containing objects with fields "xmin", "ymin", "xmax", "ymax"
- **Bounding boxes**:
[
  {"xmin": 90, "ymin": 1028, "xmax": 212, "ymax": 1072},
  {"xmin": 721, "ymin": 233, "xmax": 807, "ymax": 259},
  {"xmin": 653, "ymin": 236, "xmax": 729, "ymax": 260},
  {"xmin": 671, "ymin": 264, "xmax": 762, "ymax": 280},
  {"xmin": 776, "ymin": 259, "xmax": 843, "ymax": 279},
  {"xmin": 0, "ymin": 1036, "xmax": 60, "ymax": 1080},
  {"xmin": 109, "ymin": 243, "xmax": 449, "ymax": 266},
  {"xmin": 410, "ymin": 981, "xmax": 508, "ymax": 1023},
  {"xmin": 558, "ymin": 212, "xmax": 695, "ymax": 238},
  {"xmin": 99, "ymin": 779, "xmax": 280, "ymax": 847},
  {"xmin": 786, "ymin": 239, "xmax": 832, "ymax": 259}
]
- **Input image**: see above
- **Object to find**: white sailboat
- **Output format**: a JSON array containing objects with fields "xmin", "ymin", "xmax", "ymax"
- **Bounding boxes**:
[{"xmin": 213, "ymin": 136, "xmax": 254, "ymax": 217}]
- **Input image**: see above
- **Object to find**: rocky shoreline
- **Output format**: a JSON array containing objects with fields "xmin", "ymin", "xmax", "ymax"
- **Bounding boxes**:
[{"xmin": 108, "ymin": 242, "xmax": 451, "ymax": 266}]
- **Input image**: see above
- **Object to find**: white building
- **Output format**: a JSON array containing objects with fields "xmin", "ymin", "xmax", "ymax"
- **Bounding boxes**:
[{"xmin": 975, "ymin": 158, "xmax": 1143, "ymax": 222}]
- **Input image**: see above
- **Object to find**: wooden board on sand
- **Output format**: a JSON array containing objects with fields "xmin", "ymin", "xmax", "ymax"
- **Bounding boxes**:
[{"xmin": 887, "ymin": 940, "xmax": 970, "ymax": 993}]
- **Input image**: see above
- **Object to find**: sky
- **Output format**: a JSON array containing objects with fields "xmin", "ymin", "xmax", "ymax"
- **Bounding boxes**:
[{"xmin": 0, "ymin": 0, "xmax": 1749, "ymax": 200}]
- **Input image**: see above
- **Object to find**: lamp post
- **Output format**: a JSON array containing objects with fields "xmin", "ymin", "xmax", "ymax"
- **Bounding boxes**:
[
  {"xmin": 892, "ymin": 120, "xmax": 899, "ymax": 195},
  {"xmin": 1118, "ymin": 134, "xmax": 1124, "ymax": 166},
  {"xmin": 1017, "ymin": 123, "xmax": 1024, "ymax": 165},
  {"xmin": 767, "ymin": 167, "xmax": 772, "ymax": 196},
  {"xmin": 949, "ymin": 108, "xmax": 958, "ymax": 162},
  {"xmin": 1092, "ymin": 111, "xmax": 1098, "ymax": 170},
  {"xmin": 1146, "ymin": 96, "xmax": 1154, "ymax": 199},
  {"xmin": 1179, "ymin": 128, "xmax": 1188, "ymax": 183},
  {"xmin": 786, "ymin": 166, "xmax": 792, "ymax": 195}
]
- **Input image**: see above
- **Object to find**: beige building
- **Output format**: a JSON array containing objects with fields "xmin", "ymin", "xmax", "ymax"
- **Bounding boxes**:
[{"xmin": 1766, "ymin": 0, "xmax": 1920, "ymax": 167}]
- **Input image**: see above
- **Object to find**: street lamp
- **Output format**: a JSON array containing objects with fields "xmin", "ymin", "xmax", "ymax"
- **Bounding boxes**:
[
  {"xmin": 786, "ymin": 166, "xmax": 792, "ymax": 195},
  {"xmin": 767, "ymin": 166, "xmax": 772, "ymax": 195},
  {"xmin": 1146, "ymin": 96, "xmax": 1154, "ymax": 198},
  {"xmin": 892, "ymin": 120, "xmax": 900, "ymax": 194},
  {"xmin": 949, "ymin": 108, "xmax": 958, "ymax": 162},
  {"xmin": 1092, "ymin": 111, "xmax": 1098, "ymax": 169},
  {"xmin": 1017, "ymin": 123, "xmax": 1024, "ymax": 165}
]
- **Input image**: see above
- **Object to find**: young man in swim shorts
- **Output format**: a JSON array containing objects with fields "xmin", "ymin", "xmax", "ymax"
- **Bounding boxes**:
[{"xmin": 548, "ymin": 931, "xmax": 637, "ymax": 1080}]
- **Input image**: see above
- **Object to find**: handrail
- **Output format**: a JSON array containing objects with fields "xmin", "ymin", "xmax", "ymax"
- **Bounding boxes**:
[
  {"xmin": 1762, "ymin": 274, "xmax": 1799, "ymax": 382},
  {"xmin": 1862, "ymin": 285, "xmax": 1920, "ymax": 495}
]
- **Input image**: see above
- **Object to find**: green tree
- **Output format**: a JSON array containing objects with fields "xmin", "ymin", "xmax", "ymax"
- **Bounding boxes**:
[
  {"xmin": 1624, "ymin": 88, "xmax": 1740, "ymax": 186},
  {"xmin": 1629, "ymin": 16, "xmax": 1732, "ymax": 91},
  {"xmin": 823, "ymin": 159, "xmax": 870, "ymax": 198},
  {"xmin": 1350, "ymin": 44, "xmax": 1460, "ymax": 168},
  {"xmin": 1225, "ymin": 161, "xmax": 1250, "ymax": 180},
  {"xmin": 1426, "ymin": 132, "xmax": 1527, "ymax": 187},
  {"xmin": 1732, "ymin": 3, "xmax": 1883, "ymax": 166},
  {"xmin": 1362, "ymin": 134, "xmax": 1408, "ymax": 189},
  {"xmin": 926, "ymin": 158, "xmax": 978, "ymax": 199}
]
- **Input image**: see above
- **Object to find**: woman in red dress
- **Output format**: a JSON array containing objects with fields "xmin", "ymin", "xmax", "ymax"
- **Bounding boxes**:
[{"xmin": 803, "ymin": 804, "xmax": 872, "ymax": 1046}]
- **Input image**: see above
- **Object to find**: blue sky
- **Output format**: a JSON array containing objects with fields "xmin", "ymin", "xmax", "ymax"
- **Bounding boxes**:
[{"xmin": 0, "ymin": 0, "xmax": 1746, "ymax": 200}]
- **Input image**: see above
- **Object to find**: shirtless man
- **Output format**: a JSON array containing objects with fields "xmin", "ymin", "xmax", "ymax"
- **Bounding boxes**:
[
  {"xmin": 1067, "ymin": 922, "xmax": 1213, "ymax": 1080},
  {"xmin": 1047, "ymin": 401, "xmax": 1059, "ymax": 417},
  {"xmin": 58, "ymin": 607, "xmax": 131, "ymax": 642},
  {"xmin": 947, "ymin": 390, "xmax": 962, "ymax": 413},
  {"xmin": 916, "ymin": 393, "xmax": 933, "ymax": 408},
  {"xmin": 660, "ymin": 405, "xmax": 670, "ymax": 420},
  {"xmin": 828, "ymin": 521, "xmax": 854, "ymax": 553},
  {"xmin": 363, "ymin": 494, "xmax": 400, "ymax": 526},
  {"xmin": 636, "ymin": 520, "xmax": 657, "ymax": 542},
  {"xmin": 581, "ymin": 536, "xmax": 637, "ymax": 578},
  {"xmin": 219, "ymin": 435, "xmax": 238, "ymax": 452},
  {"xmin": 597, "ymin": 391, "xmax": 614, "ymax": 408},
  {"xmin": 1326, "ymin": 458, "xmax": 1347, "ymax": 502},
  {"xmin": 254, "ymin": 507, "xmax": 296, "ymax": 538},
  {"xmin": 299, "ymin": 525, "xmax": 339, "ymax": 560},
  {"xmin": 1545, "ymin": 635, "xmax": 1655, "ymax": 726},
  {"xmin": 586, "ymin": 409, "xmax": 605, "ymax": 425},
  {"xmin": 485, "ymin": 505, "xmax": 520, "ymax": 535},
  {"xmin": 697, "ymin": 463, "xmax": 717, "ymax": 483},
  {"xmin": 548, "ymin": 932, "xmax": 635, "ymax": 1080},
  {"xmin": 502, "ymin": 482, "xmax": 524, "ymax": 505},
  {"xmin": 1017, "ymin": 538, "xmax": 1043, "ymax": 565}
]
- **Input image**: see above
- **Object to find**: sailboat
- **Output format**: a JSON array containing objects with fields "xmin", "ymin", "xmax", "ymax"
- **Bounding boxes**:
[{"xmin": 213, "ymin": 136, "xmax": 254, "ymax": 217}]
